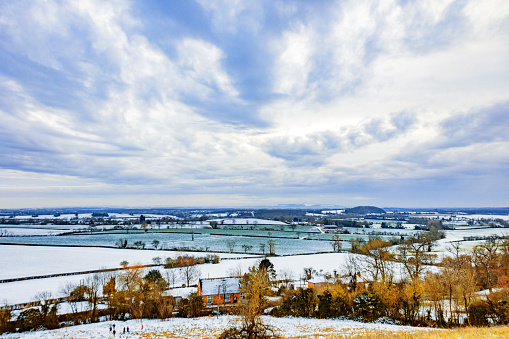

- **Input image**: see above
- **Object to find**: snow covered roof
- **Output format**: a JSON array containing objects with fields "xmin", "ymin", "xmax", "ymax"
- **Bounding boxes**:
[
  {"xmin": 308, "ymin": 276, "xmax": 330, "ymax": 284},
  {"xmin": 200, "ymin": 277, "xmax": 241, "ymax": 295}
]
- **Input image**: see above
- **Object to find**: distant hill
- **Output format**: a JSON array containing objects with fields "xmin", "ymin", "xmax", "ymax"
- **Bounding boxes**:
[{"xmin": 346, "ymin": 206, "xmax": 386, "ymax": 215}]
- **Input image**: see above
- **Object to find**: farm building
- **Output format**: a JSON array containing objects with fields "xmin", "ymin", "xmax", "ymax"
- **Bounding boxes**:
[
  {"xmin": 197, "ymin": 277, "xmax": 243, "ymax": 306},
  {"xmin": 307, "ymin": 276, "xmax": 333, "ymax": 288}
]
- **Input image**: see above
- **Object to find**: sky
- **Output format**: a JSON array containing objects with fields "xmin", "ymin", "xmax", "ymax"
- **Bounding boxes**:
[{"xmin": 0, "ymin": 0, "xmax": 508, "ymax": 209}]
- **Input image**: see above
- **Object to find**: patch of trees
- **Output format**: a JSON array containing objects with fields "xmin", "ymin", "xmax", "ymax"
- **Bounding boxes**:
[
  {"xmin": 253, "ymin": 209, "xmax": 307, "ymax": 222},
  {"xmin": 272, "ymin": 235, "xmax": 509, "ymax": 327},
  {"xmin": 91, "ymin": 212, "xmax": 109, "ymax": 218},
  {"xmin": 345, "ymin": 206, "xmax": 386, "ymax": 215},
  {"xmin": 322, "ymin": 219, "xmax": 367, "ymax": 228},
  {"xmin": 414, "ymin": 220, "xmax": 454, "ymax": 231},
  {"xmin": 407, "ymin": 217, "xmax": 430, "ymax": 225}
]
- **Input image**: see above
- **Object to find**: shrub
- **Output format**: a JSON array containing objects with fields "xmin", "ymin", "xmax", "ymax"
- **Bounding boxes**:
[
  {"xmin": 468, "ymin": 300, "xmax": 490, "ymax": 326},
  {"xmin": 16, "ymin": 308, "xmax": 43, "ymax": 331},
  {"xmin": 353, "ymin": 290, "xmax": 384, "ymax": 321},
  {"xmin": 0, "ymin": 309, "xmax": 13, "ymax": 333},
  {"xmin": 218, "ymin": 323, "xmax": 281, "ymax": 339},
  {"xmin": 177, "ymin": 293, "xmax": 203, "ymax": 318}
]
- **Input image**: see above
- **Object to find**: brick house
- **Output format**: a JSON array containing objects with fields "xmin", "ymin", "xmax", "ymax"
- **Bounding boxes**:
[
  {"xmin": 307, "ymin": 276, "xmax": 333, "ymax": 288},
  {"xmin": 197, "ymin": 277, "xmax": 243, "ymax": 307}
]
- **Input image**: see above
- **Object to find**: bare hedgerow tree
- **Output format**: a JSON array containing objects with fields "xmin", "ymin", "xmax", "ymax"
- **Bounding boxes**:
[
  {"xmin": 267, "ymin": 240, "xmax": 276, "ymax": 256},
  {"xmin": 332, "ymin": 234, "xmax": 342, "ymax": 252},
  {"xmin": 227, "ymin": 264, "xmax": 244, "ymax": 277},
  {"xmin": 340, "ymin": 254, "xmax": 363, "ymax": 291},
  {"xmin": 357, "ymin": 238, "xmax": 395, "ymax": 284},
  {"xmin": 179, "ymin": 263, "xmax": 201, "ymax": 287},
  {"xmin": 259, "ymin": 243, "xmax": 266, "ymax": 255},
  {"xmin": 83, "ymin": 274, "xmax": 104, "ymax": 322},
  {"xmin": 242, "ymin": 244, "xmax": 253, "ymax": 253},
  {"xmin": 397, "ymin": 233, "xmax": 437, "ymax": 281},
  {"xmin": 278, "ymin": 268, "xmax": 294, "ymax": 288},
  {"xmin": 165, "ymin": 269, "xmax": 178, "ymax": 288},
  {"xmin": 219, "ymin": 262, "xmax": 281, "ymax": 339},
  {"xmin": 152, "ymin": 256, "xmax": 162, "ymax": 265},
  {"xmin": 60, "ymin": 282, "xmax": 83, "ymax": 315},
  {"xmin": 226, "ymin": 240, "xmax": 236, "ymax": 253},
  {"xmin": 152, "ymin": 240, "xmax": 160, "ymax": 249}
]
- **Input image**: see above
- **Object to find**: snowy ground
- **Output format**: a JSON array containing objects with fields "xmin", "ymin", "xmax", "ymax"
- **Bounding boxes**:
[
  {"xmin": 0, "ymin": 245, "xmax": 256, "ymax": 280},
  {"xmin": 0, "ymin": 223, "xmax": 87, "ymax": 231},
  {"xmin": 0, "ymin": 228, "xmax": 68, "ymax": 236},
  {"xmin": 0, "ymin": 315, "xmax": 438, "ymax": 338},
  {"xmin": 0, "ymin": 252, "xmax": 355, "ymax": 305},
  {"xmin": 434, "ymin": 227, "xmax": 509, "ymax": 254}
]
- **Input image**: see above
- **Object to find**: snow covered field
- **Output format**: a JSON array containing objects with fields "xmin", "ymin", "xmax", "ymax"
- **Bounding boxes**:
[
  {"xmin": 0, "ymin": 228, "xmax": 67, "ymax": 236},
  {"xmin": 0, "ymin": 251, "xmax": 354, "ymax": 305},
  {"xmin": 0, "ymin": 245, "xmax": 256, "ymax": 280},
  {"xmin": 0, "ymin": 315, "xmax": 437, "ymax": 338},
  {"xmin": 434, "ymin": 227, "xmax": 509, "ymax": 254}
]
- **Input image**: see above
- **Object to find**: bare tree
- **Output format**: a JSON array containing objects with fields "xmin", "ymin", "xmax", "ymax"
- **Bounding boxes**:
[
  {"xmin": 267, "ymin": 240, "xmax": 276, "ymax": 256},
  {"xmin": 332, "ymin": 234, "xmax": 342, "ymax": 252},
  {"xmin": 397, "ymin": 233, "xmax": 436, "ymax": 280},
  {"xmin": 84, "ymin": 274, "xmax": 103, "ymax": 321},
  {"xmin": 473, "ymin": 236, "xmax": 501, "ymax": 292},
  {"xmin": 227, "ymin": 264, "xmax": 244, "ymax": 277},
  {"xmin": 259, "ymin": 243, "xmax": 266, "ymax": 255},
  {"xmin": 165, "ymin": 269, "xmax": 178, "ymax": 288},
  {"xmin": 238, "ymin": 265, "xmax": 272, "ymax": 335},
  {"xmin": 341, "ymin": 254, "xmax": 363, "ymax": 291},
  {"xmin": 33, "ymin": 291, "xmax": 55, "ymax": 317},
  {"xmin": 152, "ymin": 256, "xmax": 162, "ymax": 265},
  {"xmin": 60, "ymin": 282, "xmax": 81, "ymax": 314},
  {"xmin": 152, "ymin": 239, "xmax": 160, "ymax": 249},
  {"xmin": 358, "ymin": 238, "xmax": 395, "ymax": 284},
  {"xmin": 226, "ymin": 240, "xmax": 236, "ymax": 253},
  {"xmin": 179, "ymin": 264, "xmax": 201, "ymax": 287},
  {"xmin": 241, "ymin": 244, "xmax": 253, "ymax": 253},
  {"xmin": 278, "ymin": 268, "xmax": 294, "ymax": 287}
]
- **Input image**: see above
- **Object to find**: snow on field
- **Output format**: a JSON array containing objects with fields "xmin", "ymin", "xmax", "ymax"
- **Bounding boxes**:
[
  {"xmin": 0, "ymin": 245, "xmax": 256, "ymax": 280},
  {"xmin": 0, "ymin": 223, "xmax": 85, "ymax": 230},
  {"xmin": 0, "ymin": 252, "xmax": 353, "ymax": 305},
  {"xmin": 1, "ymin": 273, "xmax": 101, "ymax": 305},
  {"xmin": 465, "ymin": 214, "xmax": 509, "ymax": 221},
  {"xmin": 434, "ymin": 228, "xmax": 509, "ymax": 253},
  {"xmin": 0, "ymin": 315, "xmax": 437, "ymax": 338},
  {"xmin": 0, "ymin": 228, "xmax": 67, "ymax": 236}
]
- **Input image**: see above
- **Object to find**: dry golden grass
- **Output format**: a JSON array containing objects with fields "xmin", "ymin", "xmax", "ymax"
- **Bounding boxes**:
[
  {"xmin": 282, "ymin": 326, "xmax": 509, "ymax": 339},
  {"xmin": 134, "ymin": 322, "xmax": 509, "ymax": 339}
]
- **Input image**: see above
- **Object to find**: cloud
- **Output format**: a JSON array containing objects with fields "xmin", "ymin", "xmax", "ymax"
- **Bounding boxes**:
[
  {"xmin": 263, "ymin": 111, "xmax": 417, "ymax": 166},
  {"xmin": 195, "ymin": 0, "xmax": 265, "ymax": 34},
  {"xmin": 273, "ymin": 24, "xmax": 315, "ymax": 97},
  {"xmin": 439, "ymin": 101, "xmax": 509, "ymax": 147},
  {"xmin": 177, "ymin": 39, "xmax": 239, "ymax": 98}
]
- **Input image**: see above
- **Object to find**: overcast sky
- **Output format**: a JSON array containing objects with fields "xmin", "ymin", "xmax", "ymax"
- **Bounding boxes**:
[{"xmin": 1, "ymin": 0, "xmax": 508, "ymax": 209}]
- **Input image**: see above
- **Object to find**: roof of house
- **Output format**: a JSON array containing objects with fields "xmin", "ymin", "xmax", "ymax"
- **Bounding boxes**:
[
  {"xmin": 308, "ymin": 276, "xmax": 329, "ymax": 284},
  {"xmin": 199, "ymin": 277, "xmax": 241, "ymax": 295}
]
